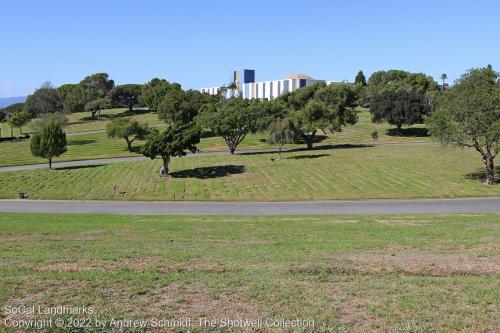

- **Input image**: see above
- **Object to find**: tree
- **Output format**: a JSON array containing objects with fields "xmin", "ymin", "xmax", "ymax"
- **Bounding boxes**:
[
  {"xmin": 196, "ymin": 98, "xmax": 261, "ymax": 154},
  {"xmin": 30, "ymin": 120, "xmax": 67, "ymax": 169},
  {"xmin": 267, "ymin": 117, "xmax": 298, "ymax": 159},
  {"xmin": 427, "ymin": 66, "xmax": 500, "ymax": 185},
  {"xmin": 4, "ymin": 103, "xmax": 25, "ymax": 113},
  {"xmin": 355, "ymin": 70, "xmax": 367, "ymax": 86},
  {"xmin": 106, "ymin": 118, "xmax": 151, "ymax": 151},
  {"xmin": 25, "ymin": 83, "xmax": 63, "ymax": 117},
  {"xmin": 79, "ymin": 73, "xmax": 115, "ymax": 102},
  {"xmin": 440, "ymin": 73, "xmax": 448, "ymax": 92},
  {"xmin": 365, "ymin": 70, "xmax": 439, "ymax": 105},
  {"xmin": 141, "ymin": 122, "xmax": 201, "ymax": 177},
  {"xmin": 370, "ymin": 89, "xmax": 431, "ymax": 133},
  {"xmin": 139, "ymin": 78, "xmax": 181, "ymax": 111},
  {"xmin": 282, "ymin": 83, "xmax": 358, "ymax": 149},
  {"xmin": 57, "ymin": 84, "xmax": 86, "ymax": 113},
  {"xmin": 2, "ymin": 103, "xmax": 26, "ymax": 137},
  {"xmin": 110, "ymin": 84, "xmax": 143, "ymax": 111},
  {"xmin": 7, "ymin": 111, "xmax": 30, "ymax": 135},
  {"xmin": 85, "ymin": 97, "xmax": 111, "ymax": 120},
  {"xmin": 158, "ymin": 89, "xmax": 215, "ymax": 124}
]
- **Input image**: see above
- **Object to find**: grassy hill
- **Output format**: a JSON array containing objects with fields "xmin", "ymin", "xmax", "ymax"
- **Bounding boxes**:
[
  {"xmin": 0, "ymin": 108, "xmax": 432, "ymax": 167},
  {"xmin": 1, "ymin": 144, "xmax": 498, "ymax": 200}
]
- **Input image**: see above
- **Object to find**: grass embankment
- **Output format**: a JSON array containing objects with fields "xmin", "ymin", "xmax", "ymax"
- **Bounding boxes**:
[
  {"xmin": 0, "ymin": 108, "xmax": 161, "ymax": 138},
  {"xmin": 0, "ymin": 145, "xmax": 498, "ymax": 201},
  {"xmin": 0, "ymin": 109, "xmax": 431, "ymax": 167},
  {"xmin": 0, "ymin": 213, "xmax": 498, "ymax": 332}
]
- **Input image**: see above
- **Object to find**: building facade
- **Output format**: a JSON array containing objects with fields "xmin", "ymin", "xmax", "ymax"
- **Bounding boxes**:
[{"xmin": 200, "ymin": 70, "xmax": 325, "ymax": 100}]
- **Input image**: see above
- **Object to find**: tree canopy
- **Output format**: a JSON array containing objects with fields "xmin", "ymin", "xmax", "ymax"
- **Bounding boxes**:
[
  {"xmin": 80, "ymin": 73, "xmax": 115, "ymax": 101},
  {"xmin": 141, "ymin": 122, "xmax": 201, "ymax": 177},
  {"xmin": 30, "ymin": 120, "xmax": 67, "ymax": 169},
  {"xmin": 427, "ymin": 66, "xmax": 500, "ymax": 184},
  {"xmin": 106, "ymin": 118, "xmax": 151, "ymax": 151},
  {"xmin": 158, "ymin": 89, "xmax": 215, "ymax": 124},
  {"xmin": 85, "ymin": 97, "xmax": 112, "ymax": 120},
  {"xmin": 139, "ymin": 78, "xmax": 181, "ymax": 111},
  {"xmin": 354, "ymin": 70, "xmax": 367, "ymax": 86},
  {"xmin": 110, "ymin": 84, "xmax": 143, "ymax": 111},
  {"xmin": 25, "ymin": 83, "xmax": 63, "ymax": 117},
  {"xmin": 196, "ymin": 98, "xmax": 262, "ymax": 154},
  {"xmin": 57, "ymin": 84, "xmax": 86, "ymax": 113},
  {"xmin": 267, "ymin": 117, "xmax": 299, "ymax": 159},
  {"xmin": 366, "ymin": 70, "xmax": 439, "ymax": 103},
  {"xmin": 370, "ymin": 89, "xmax": 431, "ymax": 132},
  {"xmin": 281, "ymin": 83, "xmax": 358, "ymax": 149},
  {"xmin": 7, "ymin": 111, "xmax": 31, "ymax": 134}
]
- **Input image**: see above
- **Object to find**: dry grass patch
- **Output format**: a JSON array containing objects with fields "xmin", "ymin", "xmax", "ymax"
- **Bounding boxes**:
[{"xmin": 343, "ymin": 251, "xmax": 500, "ymax": 277}]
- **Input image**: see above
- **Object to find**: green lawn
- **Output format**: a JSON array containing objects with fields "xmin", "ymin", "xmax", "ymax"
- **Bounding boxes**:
[
  {"xmin": 0, "ymin": 108, "xmax": 162, "ymax": 138},
  {"xmin": 1, "ymin": 145, "xmax": 498, "ymax": 201},
  {"xmin": 0, "ymin": 132, "xmax": 137, "ymax": 167},
  {"xmin": 0, "ymin": 213, "xmax": 498, "ymax": 332},
  {"xmin": 0, "ymin": 109, "xmax": 433, "ymax": 167}
]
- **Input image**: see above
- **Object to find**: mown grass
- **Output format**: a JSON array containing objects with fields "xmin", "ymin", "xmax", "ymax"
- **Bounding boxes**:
[
  {"xmin": 0, "ymin": 213, "xmax": 498, "ymax": 332},
  {"xmin": 0, "ymin": 109, "xmax": 432, "ymax": 167},
  {"xmin": 0, "ymin": 132, "xmax": 137, "ymax": 167},
  {"xmin": 0, "ymin": 145, "xmax": 498, "ymax": 201},
  {"xmin": 0, "ymin": 108, "xmax": 161, "ymax": 138}
]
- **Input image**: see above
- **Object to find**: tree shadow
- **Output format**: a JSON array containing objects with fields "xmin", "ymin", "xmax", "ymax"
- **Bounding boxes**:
[
  {"xmin": 68, "ymin": 139, "xmax": 96, "ymax": 145},
  {"xmin": 464, "ymin": 166, "xmax": 500, "ymax": 184},
  {"xmin": 78, "ymin": 108, "xmax": 153, "ymax": 121},
  {"xmin": 386, "ymin": 127, "xmax": 429, "ymax": 137},
  {"xmin": 171, "ymin": 165, "xmax": 245, "ymax": 179},
  {"xmin": 56, "ymin": 164, "xmax": 107, "ymax": 171},
  {"xmin": 238, "ymin": 144, "xmax": 372, "ymax": 156},
  {"xmin": 287, "ymin": 154, "xmax": 329, "ymax": 160},
  {"xmin": 258, "ymin": 135, "xmax": 328, "ymax": 144}
]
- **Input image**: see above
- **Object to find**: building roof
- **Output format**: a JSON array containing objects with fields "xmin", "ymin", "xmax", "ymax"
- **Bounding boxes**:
[{"xmin": 284, "ymin": 73, "xmax": 313, "ymax": 80}]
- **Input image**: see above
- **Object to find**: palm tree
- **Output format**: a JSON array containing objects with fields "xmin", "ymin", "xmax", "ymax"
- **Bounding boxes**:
[
  {"xmin": 227, "ymin": 81, "xmax": 238, "ymax": 97},
  {"xmin": 440, "ymin": 73, "xmax": 447, "ymax": 92}
]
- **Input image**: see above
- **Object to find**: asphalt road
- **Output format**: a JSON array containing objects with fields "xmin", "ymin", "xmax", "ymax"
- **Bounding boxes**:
[{"xmin": 0, "ymin": 197, "xmax": 499, "ymax": 215}]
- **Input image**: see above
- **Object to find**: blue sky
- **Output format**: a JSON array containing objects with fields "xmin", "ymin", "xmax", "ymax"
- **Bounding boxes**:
[{"xmin": 1, "ymin": 0, "xmax": 499, "ymax": 97}]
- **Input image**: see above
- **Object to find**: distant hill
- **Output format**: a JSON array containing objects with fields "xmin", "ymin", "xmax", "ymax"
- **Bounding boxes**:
[{"xmin": 0, "ymin": 96, "xmax": 27, "ymax": 109}]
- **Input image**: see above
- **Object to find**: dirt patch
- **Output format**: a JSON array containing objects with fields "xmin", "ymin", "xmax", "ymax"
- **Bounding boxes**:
[
  {"xmin": 343, "ymin": 251, "xmax": 500, "ymax": 277},
  {"xmin": 36, "ymin": 257, "xmax": 234, "ymax": 274},
  {"xmin": 146, "ymin": 282, "xmax": 265, "ymax": 322}
]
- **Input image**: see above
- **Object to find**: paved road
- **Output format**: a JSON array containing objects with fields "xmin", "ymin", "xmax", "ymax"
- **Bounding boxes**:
[
  {"xmin": 0, "ymin": 197, "xmax": 499, "ymax": 215},
  {"xmin": 0, "ymin": 142, "xmax": 437, "ymax": 172}
]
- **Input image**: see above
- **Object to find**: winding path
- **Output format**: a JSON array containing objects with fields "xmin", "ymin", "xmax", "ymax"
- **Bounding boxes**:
[{"xmin": 0, "ymin": 197, "xmax": 499, "ymax": 215}]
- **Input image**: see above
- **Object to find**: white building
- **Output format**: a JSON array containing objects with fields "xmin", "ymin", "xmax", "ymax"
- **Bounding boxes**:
[{"xmin": 200, "ymin": 70, "xmax": 329, "ymax": 100}]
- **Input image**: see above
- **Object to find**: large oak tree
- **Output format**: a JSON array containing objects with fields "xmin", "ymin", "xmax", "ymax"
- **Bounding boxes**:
[{"xmin": 428, "ymin": 66, "xmax": 500, "ymax": 185}]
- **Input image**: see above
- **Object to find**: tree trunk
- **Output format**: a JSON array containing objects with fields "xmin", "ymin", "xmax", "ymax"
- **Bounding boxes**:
[
  {"xmin": 229, "ymin": 146, "xmax": 236, "ymax": 155},
  {"xmin": 397, "ymin": 124, "xmax": 402, "ymax": 136},
  {"xmin": 159, "ymin": 155, "xmax": 170, "ymax": 177},
  {"xmin": 125, "ymin": 138, "xmax": 132, "ymax": 152},
  {"xmin": 48, "ymin": 157, "xmax": 52, "ymax": 169},
  {"xmin": 278, "ymin": 146, "xmax": 282, "ymax": 160},
  {"xmin": 483, "ymin": 153, "xmax": 495, "ymax": 185},
  {"xmin": 10, "ymin": 125, "xmax": 13, "ymax": 138},
  {"xmin": 303, "ymin": 130, "xmax": 316, "ymax": 150},
  {"xmin": 129, "ymin": 104, "xmax": 133, "ymax": 112}
]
